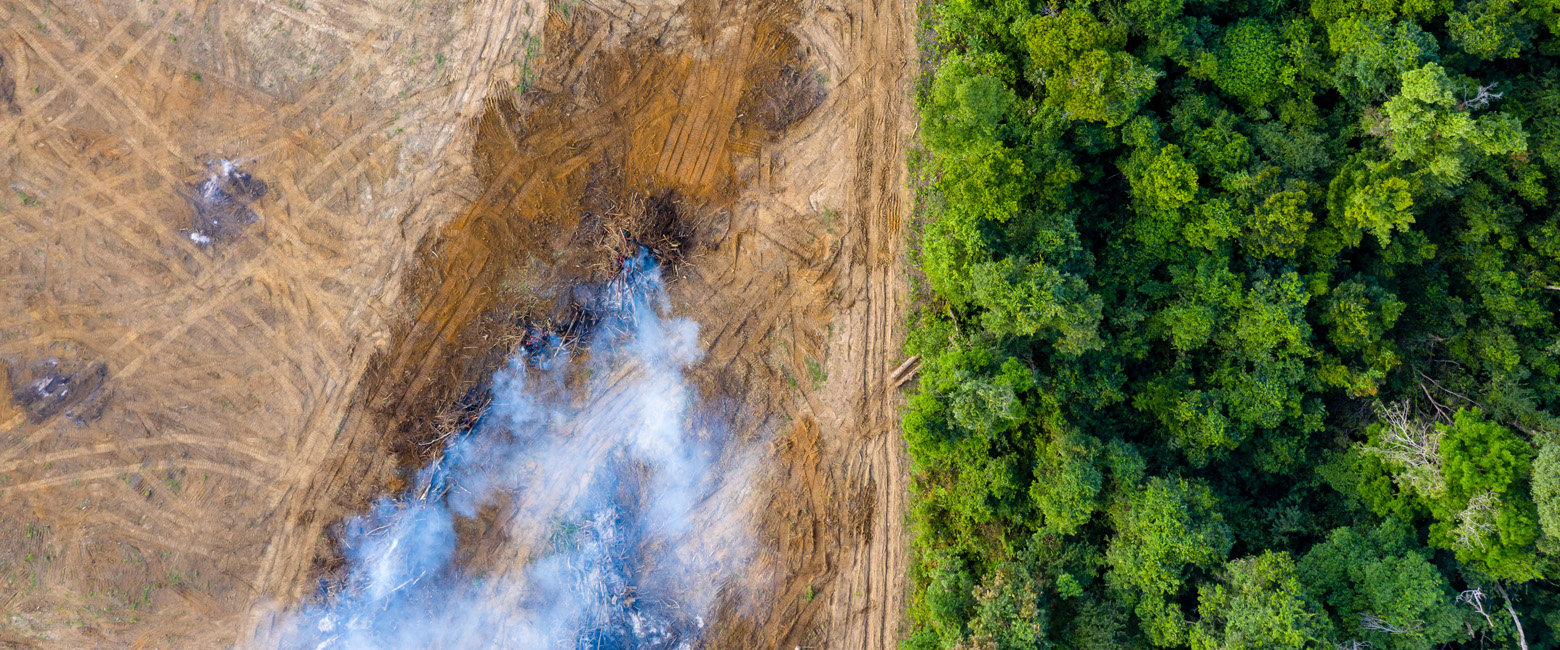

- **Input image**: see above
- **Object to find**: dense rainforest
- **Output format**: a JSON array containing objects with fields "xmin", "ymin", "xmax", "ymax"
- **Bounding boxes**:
[{"xmin": 902, "ymin": 0, "xmax": 1560, "ymax": 647}]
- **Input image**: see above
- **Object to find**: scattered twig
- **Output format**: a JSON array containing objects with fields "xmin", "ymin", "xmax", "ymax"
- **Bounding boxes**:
[{"xmin": 383, "ymin": 570, "xmax": 428, "ymax": 599}]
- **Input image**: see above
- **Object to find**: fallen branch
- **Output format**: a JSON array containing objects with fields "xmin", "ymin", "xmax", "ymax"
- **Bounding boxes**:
[
  {"xmin": 1416, "ymin": 379, "xmax": 1451, "ymax": 422},
  {"xmin": 1417, "ymin": 370, "xmax": 1477, "ymax": 407},
  {"xmin": 1458, "ymin": 588, "xmax": 1495, "ymax": 628},
  {"xmin": 1493, "ymin": 582, "xmax": 1529, "ymax": 650}
]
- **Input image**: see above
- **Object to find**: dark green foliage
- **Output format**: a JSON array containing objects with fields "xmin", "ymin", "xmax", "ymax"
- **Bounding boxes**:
[
  {"xmin": 1297, "ymin": 522, "xmax": 1466, "ymax": 649},
  {"xmin": 1026, "ymin": 9, "xmax": 1161, "ymax": 126},
  {"xmin": 1448, "ymin": 0, "xmax": 1535, "ymax": 59},
  {"xmin": 1536, "ymin": 442, "xmax": 1560, "ymax": 567},
  {"xmin": 906, "ymin": 0, "xmax": 1560, "ymax": 646},
  {"xmin": 1310, "ymin": 0, "xmax": 1452, "ymax": 23},
  {"xmin": 1106, "ymin": 477, "xmax": 1233, "ymax": 645}
]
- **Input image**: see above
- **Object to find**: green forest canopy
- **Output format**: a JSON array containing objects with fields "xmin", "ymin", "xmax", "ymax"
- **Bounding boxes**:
[{"xmin": 903, "ymin": 0, "xmax": 1560, "ymax": 647}]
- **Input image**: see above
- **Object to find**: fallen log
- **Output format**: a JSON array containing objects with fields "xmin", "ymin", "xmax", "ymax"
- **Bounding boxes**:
[{"xmin": 889, "ymin": 355, "xmax": 921, "ymax": 388}]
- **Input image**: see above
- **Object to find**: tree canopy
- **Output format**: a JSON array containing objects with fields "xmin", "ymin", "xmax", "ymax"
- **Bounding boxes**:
[{"xmin": 905, "ymin": 0, "xmax": 1560, "ymax": 646}]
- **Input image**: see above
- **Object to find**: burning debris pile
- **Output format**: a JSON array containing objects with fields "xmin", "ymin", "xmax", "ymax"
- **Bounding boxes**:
[
  {"xmin": 502, "ymin": 252, "xmax": 682, "ymax": 370},
  {"xmin": 430, "ymin": 256, "xmax": 655, "ymax": 439},
  {"xmin": 276, "ymin": 251, "xmax": 746, "ymax": 650},
  {"xmin": 182, "ymin": 159, "xmax": 268, "ymax": 246},
  {"xmin": 586, "ymin": 191, "xmax": 702, "ymax": 277}
]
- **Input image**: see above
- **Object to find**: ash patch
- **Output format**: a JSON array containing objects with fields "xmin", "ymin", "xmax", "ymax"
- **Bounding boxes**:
[
  {"xmin": 7, "ymin": 357, "xmax": 111, "ymax": 425},
  {"xmin": 181, "ymin": 160, "xmax": 268, "ymax": 246}
]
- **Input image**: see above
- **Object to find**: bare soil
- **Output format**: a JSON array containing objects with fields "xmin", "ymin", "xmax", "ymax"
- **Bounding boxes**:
[{"xmin": 0, "ymin": 0, "xmax": 916, "ymax": 647}]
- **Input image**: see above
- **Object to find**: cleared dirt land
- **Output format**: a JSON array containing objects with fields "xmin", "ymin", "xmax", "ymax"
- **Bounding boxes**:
[{"xmin": 0, "ymin": 0, "xmax": 916, "ymax": 647}]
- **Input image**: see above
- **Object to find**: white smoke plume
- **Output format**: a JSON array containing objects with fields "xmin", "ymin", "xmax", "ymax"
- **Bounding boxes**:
[{"xmin": 270, "ymin": 253, "xmax": 750, "ymax": 649}]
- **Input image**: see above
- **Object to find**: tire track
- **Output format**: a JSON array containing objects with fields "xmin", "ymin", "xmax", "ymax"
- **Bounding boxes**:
[
  {"xmin": 804, "ymin": 0, "xmax": 914, "ymax": 647},
  {"xmin": 1, "ymin": 459, "xmax": 274, "ymax": 497},
  {"xmin": 0, "ymin": 1, "xmax": 548, "ymax": 645},
  {"xmin": 0, "ymin": 13, "xmax": 139, "ymax": 143},
  {"xmin": 0, "ymin": 433, "xmax": 280, "ymax": 477},
  {"xmin": 235, "ymin": 0, "xmax": 386, "ymax": 51}
]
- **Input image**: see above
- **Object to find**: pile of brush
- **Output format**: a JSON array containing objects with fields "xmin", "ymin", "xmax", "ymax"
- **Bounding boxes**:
[
  {"xmin": 592, "ymin": 191, "xmax": 698, "ymax": 278},
  {"xmin": 424, "ymin": 247, "xmax": 664, "ymax": 449}
]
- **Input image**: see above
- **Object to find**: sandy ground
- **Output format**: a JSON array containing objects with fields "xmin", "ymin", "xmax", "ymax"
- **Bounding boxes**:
[{"xmin": 0, "ymin": 0, "xmax": 917, "ymax": 647}]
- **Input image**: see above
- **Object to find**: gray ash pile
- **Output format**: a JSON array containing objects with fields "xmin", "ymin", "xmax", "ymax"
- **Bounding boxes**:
[
  {"xmin": 6, "ymin": 357, "xmax": 111, "ymax": 425},
  {"xmin": 182, "ymin": 159, "xmax": 268, "ymax": 246}
]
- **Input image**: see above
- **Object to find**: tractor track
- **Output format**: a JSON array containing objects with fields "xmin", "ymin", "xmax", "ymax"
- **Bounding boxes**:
[{"xmin": 0, "ymin": 0, "xmax": 916, "ymax": 647}]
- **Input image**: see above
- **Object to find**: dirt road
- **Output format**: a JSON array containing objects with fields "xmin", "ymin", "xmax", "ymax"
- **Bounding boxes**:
[{"xmin": 0, "ymin": 0, "xmax": 916, "ymax": 647}]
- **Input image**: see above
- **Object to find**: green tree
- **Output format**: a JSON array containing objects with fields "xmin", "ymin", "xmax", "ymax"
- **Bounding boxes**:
[
  {"xmin": 963, "ymin": 564, "xmax": 1049, "ymax": 650},
  {"xmin": 1124, "ymin": 142, "xmax": 1201, "ymax": 253},
  {"xmin": 1429, "ymin": 409, "xmax": 1541, "ymax": 581},
  {"xmin": 1190, "ymin": 551, "xmax": 1320, "ymax": 650},
  {"xmin": 1325, "ymin": 156, "xmax": 1417, "ymax": 247},
  {"xmin": 912, "ymin": 550, "xmax": 978, "ymax": 649},
  {"xmin": 1106, "ymin": 477, "xmax": 1234, "ymax": 646},
  {"xmin": 1030, "ymin": 431, "xmax": 1103, "ymax": 535},
  {"xmin": 929, "ymin": 0, "xmax": 1032, "ymax": 53},
  {"xmin": 1297, "ymin": 523, "xmax": 1466, "ymax": 650},
  {"xmin": 1060, "ymin": 597, "xmax": 1129, "ymax": 650},
  {"xmin": 1317, "ymin": 279, "xmax": 1405, "ymax": 396},
  {"xmin": 1528, "ymin": 0, "xmax": 1560, "ymax": 36},
  {"xmin": 920, "ymin": 139, "xmax": 1031, "ymax": 305},
  {"xmin": 1138, "ymin": 267, "xmax": 1315, "ymax": 464},
  {"xmin": 1244, "ymin": 183, "xmax": 1315, "ymax": 259},
  {"xmin": 923, "ymin": 53, "xmax": 1015, "ymax": 154},
  {"xmin": 1025, "ymin": 9, "xmax": 1160, "ymax": 126},
  {"xmin": 1326, "ymin": 18, "xmax": 1438, "ymax": 104},
  {"xmin": 969, "ymin": 257, "xmax": 1102, "ymax": 354},
  {"xmin": 1534, "ymin": 441, "xmax": 1560, "ymax": 551},
  {"xmin": 1381, "ymin": 63, "xmax": 1528, "ymax": 190},
  {"xmin": 1311, "ymin": 0, "xmax": 1452, "ymax": 22},
  {"xmin": 1211, "ymin": 19, "xmax": 1292, "ymax": 110},
  {"xmin": 1448, "ymin": 0, "xmax": 1534, "ymax": 59}
]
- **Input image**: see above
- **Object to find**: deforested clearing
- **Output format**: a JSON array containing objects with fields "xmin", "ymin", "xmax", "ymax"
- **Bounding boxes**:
[{"xmin": 0, "ymin": 0, "xmax": 915, "ymax": 648}]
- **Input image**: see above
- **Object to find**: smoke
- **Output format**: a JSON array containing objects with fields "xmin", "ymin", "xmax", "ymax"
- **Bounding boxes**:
[{"xmin": 272, "ymin": 253, "xmax": 750, "ymax": 650}]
